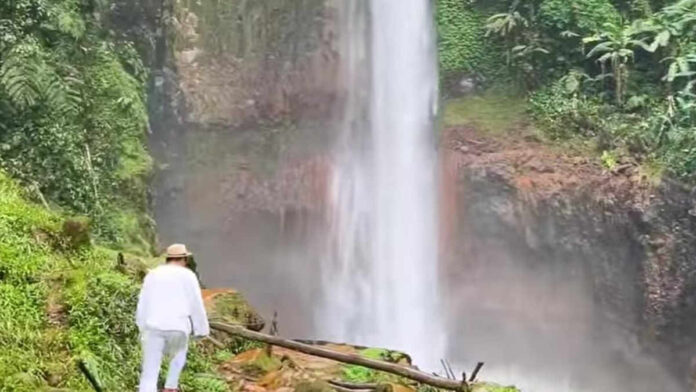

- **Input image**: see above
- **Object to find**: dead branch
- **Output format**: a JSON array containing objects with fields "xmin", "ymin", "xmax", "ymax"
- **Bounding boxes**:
[
  {"xmin": 331, "ymin": 384, "xmax": 373, "ymax": 392},
  {"xmin": 469, "ymin": 362, "xmax": 484, "ymax": 382},
  {"xmin": 205, "ymin": 336, "xmax": 226, "ymax": 349},
  {"xmin": 329, "ymin": 380, "xmax": 378, "ymax": 390},
  {"xmin": 210, "ymin": 322, "xmax": 470, "ymax": 392}
]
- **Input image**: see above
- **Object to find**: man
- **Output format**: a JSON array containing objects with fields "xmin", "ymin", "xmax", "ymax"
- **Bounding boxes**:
[{"xmin": 136, "ymin": 244, "xmax": 209, "ymax": 392}]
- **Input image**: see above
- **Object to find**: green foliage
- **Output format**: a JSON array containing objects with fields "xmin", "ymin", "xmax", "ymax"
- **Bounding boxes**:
[
  {"xmin": 65, "ymin": 267, "xmax": 141, "ymax": 387},
  {"xmin": 0, "ymin": 172, "xmax": 86, "ymax": 391},
  {"xmin": 227, "ymin": 336, "xmax": 265, "ymax": 355},
  {"xmin": 181, "ymin": 375, "xmax": 228, "ymax": 392},
  {"xmin": 437, "ymin": 0, "xmax": 503, "ymax": 78},
  {"xmin": 179, "ymin": 344, "xmax": 230, "ymax": 392},
  {"xmin": 483, "ymin": 3, "xmax": 552, "ymax": 88},
  {"xmin": 0, "ymin": 0, "xmax": 153, "ymax": 249},
  {"xmin": 0, "ymin": 173, "xmax": 227, "ymax": 391},
  {"xmin": 601, "ymin": 150, "xmax": 619, "ymax": 169},
  {"xmin": 359, "ymin": 348, "xmax": 390, "ymax": 360},
  {"xmin": 452, "ymin": 0, "xmax": 696, "ymax": 179},
  {"xmin": 0, "ymin": 283, "xmax": 48, "ymax": 388},
  {"xmin": 340, "ymin": 349, "xmax": 407, "ymax": 383},
  {"xmin": 584, "ymin": 19, "xmax": 650, "ymax": 104},
  {"xmin": 529, "ymin": 80, "xmax": 605, "ymax": 139},
  {"xmin": 342, "ymin": 365, "xmax": 377, "ymax": 383},
  {"xmin": 539, "ymin": 0, "xmax": 620, "ymax": 33},
  {"xmin": 531, "ymin": 73, "xmax": 696, "ymax": 178}
]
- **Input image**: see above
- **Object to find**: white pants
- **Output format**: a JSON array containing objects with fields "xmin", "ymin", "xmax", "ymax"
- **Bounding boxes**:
[{"xmin": 139, "ymin": 329, "xmax": 189, "ymax": 392}]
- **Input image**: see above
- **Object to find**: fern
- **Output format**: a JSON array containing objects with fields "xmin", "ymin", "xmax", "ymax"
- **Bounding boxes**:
[
  {"xmin": 41, "ymin": 67, "xmax": 83, "ymax": 116},
  {"xmin": 0, "ymin": 40, "xmax": 83, "ymax": 114},
  {"xmin": 0, "ymin": 42, "xmax": 44, "ymax": 109}
]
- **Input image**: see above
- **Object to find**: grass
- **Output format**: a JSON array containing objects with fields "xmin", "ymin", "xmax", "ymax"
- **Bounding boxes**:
[
  {"xmin": 342, "ymin": 365, "xmax": 378, "ymax": 383},
  {"xmin": 340, "ymin": 348, "xmax": 409, "ymax": 383},
  {"xmin": 0, "ymin": 171, "xmax": 227, "ymax": 391},
  {"xmin": 360, "ymin": 348, "xmax": 389, "ymax": 360},
  {"xmin": 472, "ymin": 384, "xmax": 520, "ymax": 392},
  {"xmin": 443, "ymin": 90, "xmax": 528, "ymax": 134}
]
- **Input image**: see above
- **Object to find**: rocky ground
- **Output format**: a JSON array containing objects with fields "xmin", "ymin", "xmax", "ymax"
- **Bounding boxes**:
[{"xmin": 198, "ymin": 288, "xmax": 518, "ymax": 392}]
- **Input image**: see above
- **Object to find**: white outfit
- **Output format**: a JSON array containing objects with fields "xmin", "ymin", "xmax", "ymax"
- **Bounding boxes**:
[{"xmin": 136, "ymin": 264, "xmax": 210, "ymax": 392}]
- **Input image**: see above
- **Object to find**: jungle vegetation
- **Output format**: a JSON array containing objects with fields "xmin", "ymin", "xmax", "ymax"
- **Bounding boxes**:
[{"xmin": 438, "ymin": 0, "xmax": 696, "ymax": 179}]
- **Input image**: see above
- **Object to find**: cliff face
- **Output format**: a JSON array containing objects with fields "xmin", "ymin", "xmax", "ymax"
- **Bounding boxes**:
[
  {"xmin": 136, "ymin": 0, "xmax": 342, "ymax": 337},
  {"xmin": 170, "ymin": 0, "xmax": 339, "ymax": 127},
  {"xmin": 441, "ymin": 126, "xmax": 696, "ymax": 390}
]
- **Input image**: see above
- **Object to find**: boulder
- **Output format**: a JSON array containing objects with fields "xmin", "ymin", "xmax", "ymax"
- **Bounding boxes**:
[{"xmin": 203, "ymin": 289, "xmax": 265, "ymax": 331}]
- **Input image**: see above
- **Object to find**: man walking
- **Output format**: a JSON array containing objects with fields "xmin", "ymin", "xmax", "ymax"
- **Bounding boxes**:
[{"xmin": 136, "ymin": 244, "xmax": 209, "ymax": 392}]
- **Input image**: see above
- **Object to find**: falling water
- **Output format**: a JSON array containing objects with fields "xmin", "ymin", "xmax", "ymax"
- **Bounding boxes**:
[{"xmin": 318, "ymin": 0, "xmax": 443, "ymax": 367}]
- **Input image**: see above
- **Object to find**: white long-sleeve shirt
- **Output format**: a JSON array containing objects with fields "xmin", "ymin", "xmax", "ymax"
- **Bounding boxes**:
[{"xmin": 136, "ymin": 264, "xmax": 210, "ymax": 336}]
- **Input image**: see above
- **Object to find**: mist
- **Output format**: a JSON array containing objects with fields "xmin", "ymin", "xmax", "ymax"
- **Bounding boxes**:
[
  {"xmin": 442, "ymin": 233, "xmax": 683, "ymax": 391},
  {"xmin": 149, "ymin": 1, "xmax": 689, "ymax": 391}
]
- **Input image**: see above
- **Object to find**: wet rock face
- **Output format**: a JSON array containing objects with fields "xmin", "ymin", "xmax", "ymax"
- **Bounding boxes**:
[
  {"xmin": 171, "ymin": 0, "xmax": 339, "ymax": 127},
  {"xmin": 106, "ymin": 0, "xmax": 340, "ymax": 127},
  {"xmin": 442, "ymin": 128, "xmax": 696, "ymax": 387}
]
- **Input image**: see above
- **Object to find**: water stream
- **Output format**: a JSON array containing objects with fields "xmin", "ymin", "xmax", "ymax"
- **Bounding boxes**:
[{"xmin": 317, "ymin": 0, "xmax": 444, "ymax": 368}]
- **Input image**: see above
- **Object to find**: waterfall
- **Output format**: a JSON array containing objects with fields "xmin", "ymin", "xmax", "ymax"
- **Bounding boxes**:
[{"xmin": 318, "ymin": 0, "xmax": 443, "ymax": 367}]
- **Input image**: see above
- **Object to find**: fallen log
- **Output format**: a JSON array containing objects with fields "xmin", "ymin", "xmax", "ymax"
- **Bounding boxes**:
[
  {"xmin": 205, "ymin": 336, "xmax": 226, "ymax": 349},
  {"xmin": 210, "ymin": 322, "xmax": 470, "ymax": 392},
  {"xmin": 329, "ymin": 380, "xmax": 378, "ymax": 390},
  {"xmin": 331, "ymin": 384, "xmax": 373, "ymax": 392}
]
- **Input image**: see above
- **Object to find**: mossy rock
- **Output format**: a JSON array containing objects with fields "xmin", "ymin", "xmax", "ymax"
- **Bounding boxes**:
[{"xmin": 203, "ymin": 289, "xmax": 265, "ymax": 331}]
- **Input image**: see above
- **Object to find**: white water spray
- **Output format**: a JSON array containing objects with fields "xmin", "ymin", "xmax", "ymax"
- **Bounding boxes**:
[{"xmin": 318, "ymin": 0, "xmax": 443, "ymax": 367}]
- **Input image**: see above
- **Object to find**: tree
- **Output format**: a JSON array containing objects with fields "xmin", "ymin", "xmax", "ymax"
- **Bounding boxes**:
[
  {"xmin": 584, "ymin": 20, "xmax": 649, "ymax": 105},
  {"xmin": 485, "ymin": 1, "xmax": 551, "ymax": 87}
]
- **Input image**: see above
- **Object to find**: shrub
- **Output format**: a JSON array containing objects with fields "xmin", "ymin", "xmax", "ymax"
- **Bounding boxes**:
[
  {"xmin": 529, "ymin": 80, "xmax": 606, "ymax": 140},
  {"xmin": 436, "ymin": 0, "xmax": 506, "ymax": 81}
]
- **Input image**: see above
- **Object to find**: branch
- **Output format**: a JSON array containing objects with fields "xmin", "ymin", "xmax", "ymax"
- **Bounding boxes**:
[
  {"xmin": 329, "ymin": 380, "xmax": 378, "ymax": 390},
  {"xmin": 210, "ymin": 322, "xmax": 470, "ymax": 392},
  {"xmin": 331, "ymin": 384, "xmax": 374, "ymax": 392},
  {"xmin": 469, "ymin": 362, "xmax": 484, "ymax": 382}
]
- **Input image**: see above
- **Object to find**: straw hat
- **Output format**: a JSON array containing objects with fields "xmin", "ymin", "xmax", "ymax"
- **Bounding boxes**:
[{"xmin": 166, "ymin": 243, "xmax": 192, "ymax": 259}]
